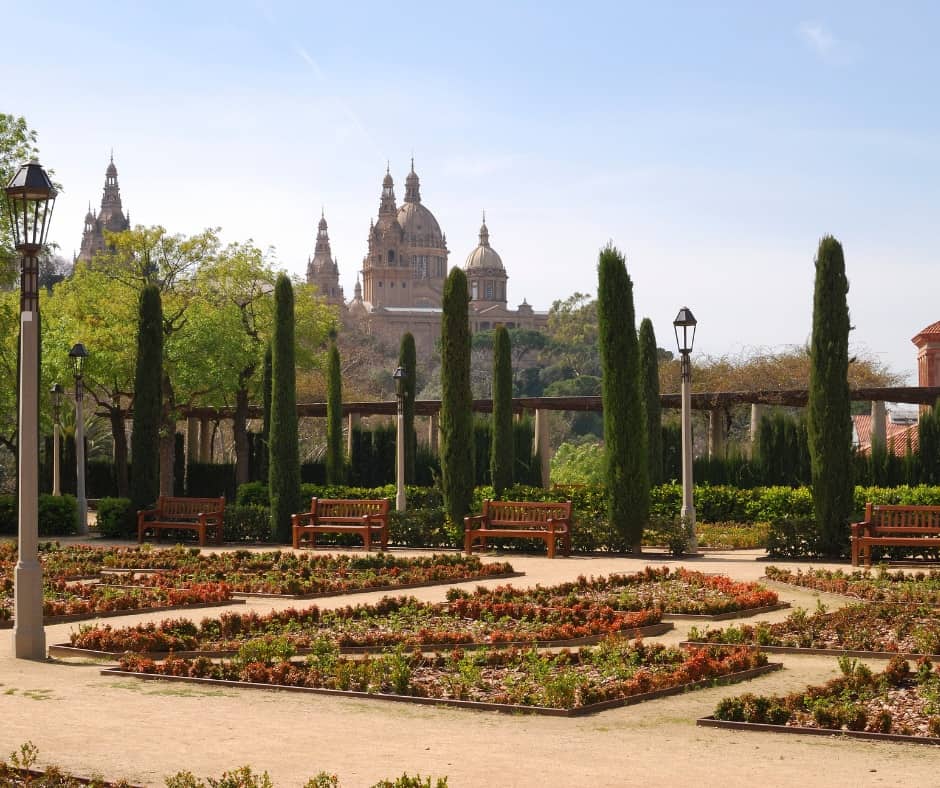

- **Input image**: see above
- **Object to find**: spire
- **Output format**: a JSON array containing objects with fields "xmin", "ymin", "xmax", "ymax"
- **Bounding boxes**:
[
  {"xmin": 478, "ymin": 211, "xmax": 490, "ymax": 247},
  {"xmin": 379, "ymin": 167, "xmax": 397, "ymax": 216},
  {"xmin": 100, "ymin": 153, "xmax": 125, "ymax": 226},
  {"xmin": 404, "ymin": 157, "xmax": 421, "ymax": 204}
]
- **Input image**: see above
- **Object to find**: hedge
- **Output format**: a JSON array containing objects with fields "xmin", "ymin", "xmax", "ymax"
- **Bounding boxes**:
[{"xmin": 0, "ymin": 494, "xmax": 79, "ymax": 536}]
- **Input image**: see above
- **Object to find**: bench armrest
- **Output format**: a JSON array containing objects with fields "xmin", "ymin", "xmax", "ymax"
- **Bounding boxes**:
[
  {"xmin": 292, "ymin": 511, "xmax": 316, "ymax": 526},
  {"xmin": 851, "ymin": 520, "xmax": 872, "ymax": 538},
  {"xmin": 137, "ymin": 508, "xmax": 159, "ymax": 524},
  {"xmin": 464, "ymin": 514, "xmax": 487, "ymax": 530}
]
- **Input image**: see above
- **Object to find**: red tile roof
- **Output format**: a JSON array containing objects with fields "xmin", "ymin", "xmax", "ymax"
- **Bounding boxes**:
[
  {"xmin": 853, "ymin": 414, "xmax": 920, "ymax": 456},
  {"xmin": 912, "ymin": 320, "xmax": 940, "ymax": 345}
]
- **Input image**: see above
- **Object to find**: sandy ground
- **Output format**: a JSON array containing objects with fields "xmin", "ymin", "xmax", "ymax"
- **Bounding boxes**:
[{"xmin": 0, "ymin": 539, "xmax": 936, "ymax": 787}]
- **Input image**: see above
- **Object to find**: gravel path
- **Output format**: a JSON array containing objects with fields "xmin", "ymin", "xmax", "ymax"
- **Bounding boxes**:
[{"xmin": 0, "ymin": 540, "xmax": 934, "ymax": 787}]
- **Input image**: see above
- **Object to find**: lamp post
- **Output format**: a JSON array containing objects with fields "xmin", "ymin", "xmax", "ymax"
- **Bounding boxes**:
[
  {"xmin": 51, "ymin": 383, "xmax": 64, "ymax": 496},
  {"xmin": 5, "ymin": 161, "xmax": 56, "ymax": 659},
  {"xmin": 69, "ymin": 343, "xmax": 89, "ymax": 535},
  {"xmin": 673, "ymin": 306, "xmax": 698, "ymax": 555},
  {"xmin": 393, "ymin": 366, "xmax": 407, "ymax": 511}
]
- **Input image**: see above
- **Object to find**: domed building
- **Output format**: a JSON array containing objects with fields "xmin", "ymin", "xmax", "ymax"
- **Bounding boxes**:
[
  {"xmin": 314, "ymin": 161, "xmax": 547, "ymax": 355},
  {"xmin": 76, "ymin": 154, "xmax": 131, "ymax": 264}
]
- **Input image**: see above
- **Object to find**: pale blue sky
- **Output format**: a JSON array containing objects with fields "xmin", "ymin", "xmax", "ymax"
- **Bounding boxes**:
[{"xmin": 4, "ymin": 2, "xmax": 938, "ymax": 381}]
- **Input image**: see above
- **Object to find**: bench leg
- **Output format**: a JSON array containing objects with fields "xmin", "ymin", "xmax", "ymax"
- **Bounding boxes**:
[
  {"xmin": 198, "ymin": 525, "xmax": 206, "ymax": 547},
  {"xmin": 292, "ymin": 526, "xmax": 300, "ymax": 550},
  {"xmin": 851, "ymin": 538, "xmax": 858, "ymax": 567},
  {"xmin": 547, "ymin": 536, "xmax": 556, "ymax": 559},
  {"xmin": 464, "ymin": 532, "xmax": 473, "ymax": 555},
  {"xmin": 363, "ymin": 529, "xmax": 371, "ymax": 551}
]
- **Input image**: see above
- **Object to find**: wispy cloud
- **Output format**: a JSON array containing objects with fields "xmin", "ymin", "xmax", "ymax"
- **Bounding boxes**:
[{"xmin": 798, "ymin": 21, "xmax": 854, "ymax": 64}]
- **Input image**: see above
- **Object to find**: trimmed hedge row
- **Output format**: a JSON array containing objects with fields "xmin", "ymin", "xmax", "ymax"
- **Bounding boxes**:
[{"xmin": 0, "ymin": 494, "xmax": 79, "ymax": 536}]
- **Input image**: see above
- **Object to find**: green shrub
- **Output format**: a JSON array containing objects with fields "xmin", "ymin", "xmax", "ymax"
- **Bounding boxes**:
[
  {"xmin": 237, "ymin": 482, "xmax": 269, "ymax": 507},
  {"xmin": 96, "ymin": 497, "xmax": 134, "ymax": 538},
  {"xmin": 388, "ymin": 508, "xmax": 453, "ymax": 548},
  {"xmin": 0, "ymin": 495, "xmax": 15, "ymax": 535},
  {"xmin": 224, "ymin": 505, "xmax": 272, "ymax": 543},
  {"xmin": 37, "ymin": 495, "xmax": 79, "ymax": 536}
]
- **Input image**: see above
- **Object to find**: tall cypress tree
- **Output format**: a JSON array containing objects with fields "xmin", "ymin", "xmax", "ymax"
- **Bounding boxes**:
[
  {"xmin": 269, "ymin": 274, "xmax": 301, "ymax": 543},
  {"xmin": 398, "ymin": 332, "xmax": 417, "ymax": 484},
  {"xmin": 638, "ymin": 317, "xmax": 663, "ymax": 486},
  {"xmin": 258, "ymin": 342, "xmax": 272, "ymax": 482},
  {"xmin": 130, "ymin": 285, "xmax": 162, "ymax": 511},
  {"xmin": 440, "ymin": 267, "xmax": 474, "ymax": 526},
  {"xmin": 597, "ymin": 244, "xmax": 648, "ymax": 553},
  {"xmin": 326, "ymin": 332, "xmax": 344, "ymax": 484},
  {"xmin": 491, "ymin": 325, "xmax": 514, "ymax": 497},
  {"xmin": 807, "ymin": 235, "xmax": 854, "ymax": 557}
]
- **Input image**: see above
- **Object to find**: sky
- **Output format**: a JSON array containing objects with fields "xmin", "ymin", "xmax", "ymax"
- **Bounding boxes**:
[{"xmin": 3, "ymin": 1, "xmax": 938, "ymax": 383}]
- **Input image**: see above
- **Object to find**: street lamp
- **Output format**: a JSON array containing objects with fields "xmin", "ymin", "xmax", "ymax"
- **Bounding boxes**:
[
  {"xmin": 393, "ymin": 366, "xmax": 407, "ymax": 511},
  {"xmin": 69, "ymin": 342, "xmax": 89, "ymax": 536},
  {"xmin": 673, "ymin": 306, "xmax": 698, "ymax": 555},
  {"xmin": 4, "ymin": 160, "xmax": 56, "ymax": 660},
  {"xmin": 50, "ymin": 383, "xmax": 64, "ymax": 496}
]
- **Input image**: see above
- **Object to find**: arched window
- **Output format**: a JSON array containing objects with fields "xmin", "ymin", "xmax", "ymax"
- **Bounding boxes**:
[
  {"xmin": 388, "ymin": 249, "xmax": 395, "ymax": 264},
  {"xmin": 471, "ymin": 281, "xmax": 479, "ymax": 300}
]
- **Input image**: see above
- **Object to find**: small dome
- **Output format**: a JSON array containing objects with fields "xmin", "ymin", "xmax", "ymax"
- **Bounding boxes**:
[
  {"xmin": 106, "ymin": 161, "xmax": 117, "ymax": 177},
  {"xmin": 84, "ymin": 209, "xmax": 95, "ymax": 223},
  {"xmin": 383, "ymin": 170, "xmax": 394, "ymax": 188},
  {"xmin": 464, "ymin": 215, "xmax": 504, "ymax": 270}
]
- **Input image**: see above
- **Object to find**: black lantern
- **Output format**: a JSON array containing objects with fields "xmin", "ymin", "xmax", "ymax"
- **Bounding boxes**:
[
  {"xmin": 68, "ymin": 343, "xmax": 88, "ymax": 381},
  {"xmin": 393, "ymin": 366, "xmax": 406, "ymax": 399},
  {"xmin": 673, "ymin": 306, "xmax": 697, "ymax": 356},
  {"xmin": 4, "ymin": 161, "xmax": 57, "ymax": 251},
  {"xmin": 50, "ymin": 383, "xmax": 64, "ymax": 423}
]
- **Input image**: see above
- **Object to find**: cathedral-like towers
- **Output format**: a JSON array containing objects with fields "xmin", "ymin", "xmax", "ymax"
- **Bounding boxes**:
[
  {"xmin": 361, "ymin": 162, "xmax": 448, "ymax": 309},
  {"xmin": 305, "ymin": 211, "xmax": 344, "ymax": 304},
  {"xmin": 76, "ymin": 154, "xmax": 130, "ymax": 264}
]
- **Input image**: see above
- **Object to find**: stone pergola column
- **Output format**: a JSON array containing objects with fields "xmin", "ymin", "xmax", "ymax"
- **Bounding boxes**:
[
  {"xmin": 533, "ymin": 408, "xmax": 551, "ymax": 489},
  {"xmin": 708, "ymin": 409, "xmax": 725, "ymax": 459},
  {"xmin": 749, "ymin": 404, "xmax": 765, "ymax": 455},
  {"xmin": 346, "ymin": 412, "xmax": 360, "ymax": 457},
  {"xmin": 871, "ymin": 401, "xmax": 887, "ymax": 449},
  {"xmin": 198, "ymin": 416, "xmax": 211, "ymax": 463},
  {"xmin": 428, "ymin": 413, "xmax": 439, "ymax": 453}
]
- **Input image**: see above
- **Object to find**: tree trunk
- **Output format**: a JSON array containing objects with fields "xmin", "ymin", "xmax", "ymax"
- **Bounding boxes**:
[
  {"xmin": 234, "ymin": 386, "xmax": 250, "ymax": 488},
  {"xmin": 109, "ymin": 404, "xmax": 130, "ymax": 498}
]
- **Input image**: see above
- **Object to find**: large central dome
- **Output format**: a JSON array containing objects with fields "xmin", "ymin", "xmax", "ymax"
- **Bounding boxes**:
[{"xmin": 397, "ymin": 161, "xmax": 445, "ymax": 249}]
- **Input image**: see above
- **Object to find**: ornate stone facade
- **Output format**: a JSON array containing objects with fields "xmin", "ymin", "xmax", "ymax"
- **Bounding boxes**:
[
  {"xmin": 305, "ymin": 211, "xmax": 344, "ymax": 305},
  {"xmin": 76, "ymin": 154, "xmax": 130, "ymax": 264},
  {"xmin": 316, "ymin": 162, "xmax": 547, "ymax": 355}
]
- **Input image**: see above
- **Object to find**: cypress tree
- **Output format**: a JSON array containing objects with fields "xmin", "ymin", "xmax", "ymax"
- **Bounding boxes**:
[
  {"xmin": 597, "ymin": 244, "xmax": 648, "ymax": 553},
  {"xmin": 269, "ymin": 274, "xmax": 301, "ymax": 543},
  {"xmin": 638, "ymin": 318, "xmax": 663, "ymax": 486},
  {"xmin": 326, "ymin": 333, "xmax": 344, "ymax": 484},
  {"xmin": 258, "ymin": 342, "xmax": 272, "ymax": 481},
  {"xmin": 129, "ymin": 285, "xmax": 162, "ymax": 511},
  {"xmin": 807, "ymin": 235, "xmax": 854, "ymax": 557},
  {"xmin": 490, "ymin": 325, "xmax": 514, "ymax": 497},
  {"xmin": 440, "ymin": 267, "xmax": 475, "ymax": 526},
  {"xmin": 398, "ymin": 332, "xmax": 417, "ymax": 483}
]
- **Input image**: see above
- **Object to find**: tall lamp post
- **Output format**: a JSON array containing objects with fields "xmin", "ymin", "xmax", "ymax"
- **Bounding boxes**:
[
  {"xmin": 5, "ymin": 161, "xmax": 56, "ymax": 660},
  {"xmin": 69, "ymin": 343, "xmax": 89, "ymax": 535},
  {"xmin": 673, "ymin": 307, "xmax": 698, "ymax": 555},
  {"xmin": 51, "ymin": 383, "xmax": 64, "ymax": 496},
  {"xmin": 393, "ymin": 366, "xmax": 407, "ymax": 511}
]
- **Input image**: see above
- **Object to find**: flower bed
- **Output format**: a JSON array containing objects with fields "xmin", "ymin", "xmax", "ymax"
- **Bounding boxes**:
[
  {"xmin": 60, "ymin": 595, "xmax": 668, "ymax": 657},
  {"xmin": 700, "ymin": 655, "xmax": 940, "ymax": 743},
  {"xmin": 684, "ymin": 602, "xmax": 940, "ymax": 657},
  {"xmin": 0, "ymin": 546, "xmax": 517, "ymax": 621},
  {"xmin": 447, "ymin": 567, "xmax": 782, "ymax": 618},
  {"xmin": 765, "ymin": 565, "xmax": 940, "ymax": 604},
  {"xmin": 104, "ymin": 640, "xmax": 776, "ymax": 715}
]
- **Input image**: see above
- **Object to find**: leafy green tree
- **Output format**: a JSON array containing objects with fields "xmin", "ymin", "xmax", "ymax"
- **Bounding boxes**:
[
  {"xmin": 269, "ymin": 274, "xmax": 301, "ymax": 543},
  {"xmin": 0, "ymin": 114, "xmax": 40, "ymax": 285},
  {"xmin": 597, "ymin": 244, "xmax": 648, "ymax": 553},
  {"xmin": 326, "ymin": 333, "xmax": 344, "ymax": 484},
  {"xmin": 440, "ymin": 268, "xmax": 474, "ymax": 526},
  {"xmin": 638, "ymin": 318, "xmax": 663, "ymax": 485},
  {"xmin": 807, "ymin": 235, "xmax": 854, "ymax": 557},
  {"xmin": 129, "ymin": 285, "xmax": 163, "ymax": 510},
  {"xmin": 490, "ymin": 325, "xmax": 514, "ymax": 497},
  {"xmin": 398, "ymin": 332, "xmax": 417, "ymax": 483}
]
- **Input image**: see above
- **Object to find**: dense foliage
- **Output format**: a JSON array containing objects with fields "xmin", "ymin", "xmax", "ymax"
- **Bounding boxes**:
[
  {"xmin": 597, "ymin": 245, "xmax": 647, "ymax": 552},
  {"xmin": 808, "ymin": 235, "xmax": 854, "ymax": 557},
  {"xmin": 398, "ymin": 332, "xmax": 417, "ymax": 483},
  {"xmin": 129, "ymin": 285, "xmax": 163, "ymax": 510},
  {"xmin": 269, "ymin": 275, "xmax": 301, "ymax": 543},
  {"xmin": 490, "ymin": 326, "xmax": 514, "ymax": 497},
  {"xmin": 326, "ymin": 336, "xmax": 344, "ymax": 484},
  {"xmin": 439, "ymin": 268, "xmax": 474, "ymax": 526},
  {"xmin": 639, "ymin": 318, "xmax": 663, "ymax": 486}
]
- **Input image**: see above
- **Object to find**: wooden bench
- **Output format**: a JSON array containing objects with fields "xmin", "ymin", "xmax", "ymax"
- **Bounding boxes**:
[
  {"xmin": 464, "ymin": 500, "xmax": 572, "ymax": 559},
  {"xmin": 291, "ymin": 497, "xmax": 391, "ymax": 551},
  {"xmin": 851, "ymin": 503, "xmax": 940, "ymax": 566},
  {"xmin": 138, "ymin": 496, "xmax": 225, "ymax": 546}
]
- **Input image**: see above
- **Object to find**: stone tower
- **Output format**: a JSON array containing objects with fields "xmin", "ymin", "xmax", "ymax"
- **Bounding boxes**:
[
  {"xmin": 913, "ymin": 321, "xmax": 940, "ymax": 413},
  {"xmin": 76, "ymin": 154, "xmax": 130, "ymax": 264},
  {"xmin": 305, "ymin": 210, "xmax": 344, "ymax": 305}
]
